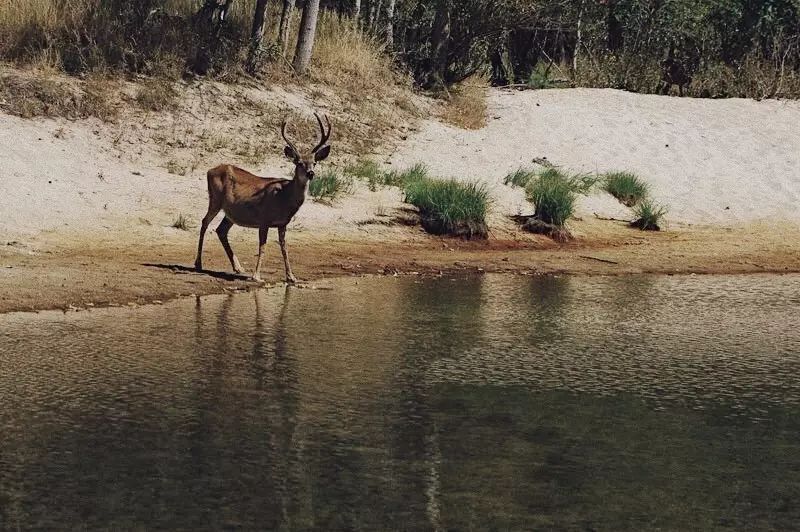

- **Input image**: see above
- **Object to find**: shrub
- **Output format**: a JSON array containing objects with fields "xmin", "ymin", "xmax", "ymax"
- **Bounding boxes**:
[
  {"xmin": 403, "ymin": 177, "xmax": 491, "ymax": 238},
  {"xmin": 630, "ymin": 199, "xmax": 668, "ymax": 231},
  {"xmin": 603, "ymin": 171, "xmax": 649, "ymax": 207},
  {"xmin": 526, "ymin": 170, "xmax": 576, "ymax": 227},
  {"xmin": 308, "ymin": 169, "xmax": 354, "ymax": 202}
]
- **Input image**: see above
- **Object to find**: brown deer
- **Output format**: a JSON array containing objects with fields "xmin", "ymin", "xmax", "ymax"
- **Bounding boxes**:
[{"xmin": 194, "ymin": 113, "xmax": 332, "ymax": 283}]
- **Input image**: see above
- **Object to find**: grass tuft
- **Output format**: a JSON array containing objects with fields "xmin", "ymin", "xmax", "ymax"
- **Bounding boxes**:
[
  {"xmin": 344, "ymin": 159, "xmax": 384, "ymax": 191},
  {"xmin": 504, "ymin": 168, "xmax": 538, "ymax": 188},
  {"xmin": 308, "ymin": 169, "xmax": 355, "ymax": 202},
  {"xmin": 346, "ymin": 160, "xmax": 429, "ymax": 191},
  {"xmin": 630, "ymin": 199, "xmax": 668, "ymax": 231},
  {"xmin": 403, "ymin": 177, "xmax": 491, "ymax": 239},
  {"xmin": 386, "ymin": 163, "xmax": 429, "ymax": 188},
  {"xmin": 526, "ymin": 170, "xmax": 577, "ymax": 227},
  {"xmin": 172, "ymin": 213, "xmax": 191, "ymax": 231},
  {"xmin": 603, "ymin": 171, "xmax": 649, "ymax": 207}
]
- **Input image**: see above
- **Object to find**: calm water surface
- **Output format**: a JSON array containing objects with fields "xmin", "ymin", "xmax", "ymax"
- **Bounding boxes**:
[{"xmin": 1, "ymin": 274, "xmax": 800, "ymax": 530}]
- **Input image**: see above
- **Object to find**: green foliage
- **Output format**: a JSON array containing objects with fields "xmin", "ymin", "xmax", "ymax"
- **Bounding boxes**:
[
  {"xmin": 631, "ymin": 199, "xmax": 668, "ymax": 231},
  {"xmin": 403, "ymin": 177, "xmax": 491, "ymax": 238},
  {"xmin": 603, "ymin": 171, "xmax": 650, "ymax": 207},
  {"xmin": 504, "ymin": 167, "xmax": 537, "ymax": 188},
  {"xmin": 345, "ymin": 160, "xmax": 429, "ymax": 191},
  {"xmin": 526, "ymin": 171, "xmax": 577, "ymax": 228},
  {"xmin": 308, "ymin": 169, "xmax": 355, "ymax": 202}
]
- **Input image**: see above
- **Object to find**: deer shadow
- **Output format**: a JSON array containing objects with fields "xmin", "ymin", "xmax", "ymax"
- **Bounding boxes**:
[{"xmin": 143, "ymin": 263, "xmax": 253, "ymax": 282}]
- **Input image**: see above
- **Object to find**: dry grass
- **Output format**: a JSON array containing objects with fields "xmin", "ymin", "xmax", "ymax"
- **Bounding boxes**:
[
  {"xmin": 438, "ymin": 75, "xmax": 489, "ymax": 130},
  {"xmin": 0, "ymin": 69, "xmax": 118, "ymax": 120},
  {"xmin": 135, "ymin": 79, "xmax": 178, "ymax": 112},
  {"xmin": 0, "ymin": 2, "xmax": 420, "ymax": 166}
]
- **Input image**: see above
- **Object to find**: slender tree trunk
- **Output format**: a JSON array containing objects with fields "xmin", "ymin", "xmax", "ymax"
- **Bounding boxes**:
[
  {"xmin": 292, "ymin": 0, "xmax": 321, "ymax": 74},
  {"xmin": 384, "ymin": 0, "xmax": 396, "ymax": 48},
  {"xmin": 246, "ymin": 0, "xmax": 271, "ymax": 74},
  {"xmin": 427, "ymin": 0, "xmax": 452, "ymax": 89},
  {"xmin": 368, "ymin": 0, "xmax": 381, "ymax": 31},
  {"xmin": 353, "ymin": 0, "xmax": 361, "ymax": 18},
  {"xmin": 278, "ymin": 0, "xmax": 294, "ymax": 54},
  {"xmin": 573, "ymin": 0, "xmax": 584, "ymax": 73},
  {"xmin": 191, "ymin": 0, "xmax": 234, "ymax": 75}
]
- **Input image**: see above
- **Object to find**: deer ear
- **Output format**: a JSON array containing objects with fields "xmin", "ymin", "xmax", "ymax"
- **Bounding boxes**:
[
  {"xmin": 284, "ymin": 145, "xmax": 297, "ymax": 160},
  {"xmin": 314, "ymin": 145, "xmax": 331, "ymax": 162}
]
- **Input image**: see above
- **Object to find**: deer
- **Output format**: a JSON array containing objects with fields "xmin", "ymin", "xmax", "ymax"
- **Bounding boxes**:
[{"xmin": 194, "ymin": 113, "xmax": 332, "ymax": 283}]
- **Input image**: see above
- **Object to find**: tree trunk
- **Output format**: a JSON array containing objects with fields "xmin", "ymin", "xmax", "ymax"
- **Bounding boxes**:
[
  {"xmin": 384, "ymin": 0, "xmax": 396, "ymax": 48},
  {"xmin": 427, "ymin": 0, "xmax": 452, "ymax": 89},
  {"xmin": 278, "ymin": 0, "xmax": 294, "ymax": 54},
  {"xmin": 292, "ymin": 0, "xmax": 321, "ymax": 75},
  {"xmin": 368, "ymin": 0, "xmax": 381, "ymax": 31},
  {"xmin": 191, "ymin": 0, "xmax": 234, "ymax": 75},
  {"xmin": 246, "ymin": 0, "xmax": 270, "ymax": 74},
  {"xmin": 353, "ymin": 0, "xmax": 361, "ymax": 18},
  {"xmin": 573, "ymin": 0, "xmax": 584, "ymax": 73}
]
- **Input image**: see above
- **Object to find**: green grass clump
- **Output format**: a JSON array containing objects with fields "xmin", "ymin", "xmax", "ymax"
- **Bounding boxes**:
[
  {"xmin": 346, "ymin": 160, "xmax": 430, "ymax": 191},
  {"xmin": 403, "ymin": 177, "xmax": 491, "ymax": 238},
  {"xmin": 504, "ymin": 167, "xmax": 538, "ymax": 188},
  {"xmin": 309, "ymin": 169, "xmax": 355, "ymax": 202},
  {"xmin": 344, "ymin": 159, "xmax": 383, "ymax": 190},
  {"xmin": 603, "ymin": 171, "xmax": 650, "ymax": 207},
  {"xmin": 630, "ymin": 199, "xmax": 668, "ymax": 230},
  {"xmin": 526, "ymin": 170, "xmax": 577, "ymax": 227},
  {"xmin": 386, "ymin": 163, "xmax": 429, "ymax": 187}
]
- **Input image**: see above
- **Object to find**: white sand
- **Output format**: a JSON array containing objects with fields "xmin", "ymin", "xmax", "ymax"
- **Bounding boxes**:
[
  {"xmin": 2, "ymin": 88, "xmax": 799, "ymax": 240},
  {"xmin": 391, "ymin": 88, "xmax": 800, "ymax": 226}
]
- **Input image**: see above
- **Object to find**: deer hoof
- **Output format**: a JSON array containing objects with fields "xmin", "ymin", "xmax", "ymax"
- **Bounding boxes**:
[{"xmin": 286, "ymin": 275, "xmax": 297, "ymax": 284}]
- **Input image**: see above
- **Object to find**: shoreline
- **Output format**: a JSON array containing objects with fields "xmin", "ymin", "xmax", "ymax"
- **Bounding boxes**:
[{"xmin": 2, "ymin": 219, "xmax": 798, "ymax": 315}]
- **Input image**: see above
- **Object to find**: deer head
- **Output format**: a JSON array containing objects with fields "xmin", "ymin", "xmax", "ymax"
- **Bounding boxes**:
[{"xmin": 282, "ymin": 113, "xmax": 332, "ymax": 182}]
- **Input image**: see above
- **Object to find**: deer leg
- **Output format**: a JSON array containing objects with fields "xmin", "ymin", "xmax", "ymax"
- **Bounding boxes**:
[
  {"xmin": 216, "ymin": 217, "xmax": 244, "ymax": 274},
  {"xmin": 278, "ymin": 226, "xmax": 297, "ymax": 284},
  {"xmin": 252, "ymin": 226, "xmax": 269, "ymax": 282},
  {"xmin": 195, "ymin": 203, "xmax": 221, "ymax": 271}
]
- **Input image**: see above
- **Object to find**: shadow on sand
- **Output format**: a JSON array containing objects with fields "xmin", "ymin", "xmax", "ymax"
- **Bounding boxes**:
[{"xmin": 143, "ymin": 263, "xmax": 253, "ymax": 282}]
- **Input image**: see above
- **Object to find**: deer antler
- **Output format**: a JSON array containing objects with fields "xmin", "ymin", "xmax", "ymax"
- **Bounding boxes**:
[
  {"xmin": 281, "ymin": 118, "xmax": 300, "ymax": 156},
  {"xmin": 311, "ymin": 113, "xmax": 332, "ymax": 154}
]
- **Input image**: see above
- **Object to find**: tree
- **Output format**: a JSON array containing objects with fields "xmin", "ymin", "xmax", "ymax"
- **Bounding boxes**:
[
  {"xmin": 385, "ymin": 0, "xmax": 397, "ymax": 48},
  {"xmin": 246, "ymin": 0, "xmax": 271, "ymax": 74},
  {"xmin": 293, "ymin": 0, "xmax": 322, "ymax": 74},
  {"xmin": 278, "ymin": 0, "xmax": 294, "ymax": 54}
]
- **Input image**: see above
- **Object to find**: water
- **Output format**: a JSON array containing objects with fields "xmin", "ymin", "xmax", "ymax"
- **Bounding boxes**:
[{"xmin": 1, "ymin": 274, "xmax": 800, "ymax": 531}]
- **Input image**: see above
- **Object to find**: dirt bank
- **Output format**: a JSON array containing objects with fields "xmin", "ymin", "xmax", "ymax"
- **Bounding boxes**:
[{"xmin": 2, "ymin": 218, "xmax": 798, "ymax": 314}]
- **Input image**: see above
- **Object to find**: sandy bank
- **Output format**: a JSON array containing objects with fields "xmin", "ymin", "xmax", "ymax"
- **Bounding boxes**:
[{"xmin": 1, "ymin": 87, "xmax": 798, "ymax": 313}]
